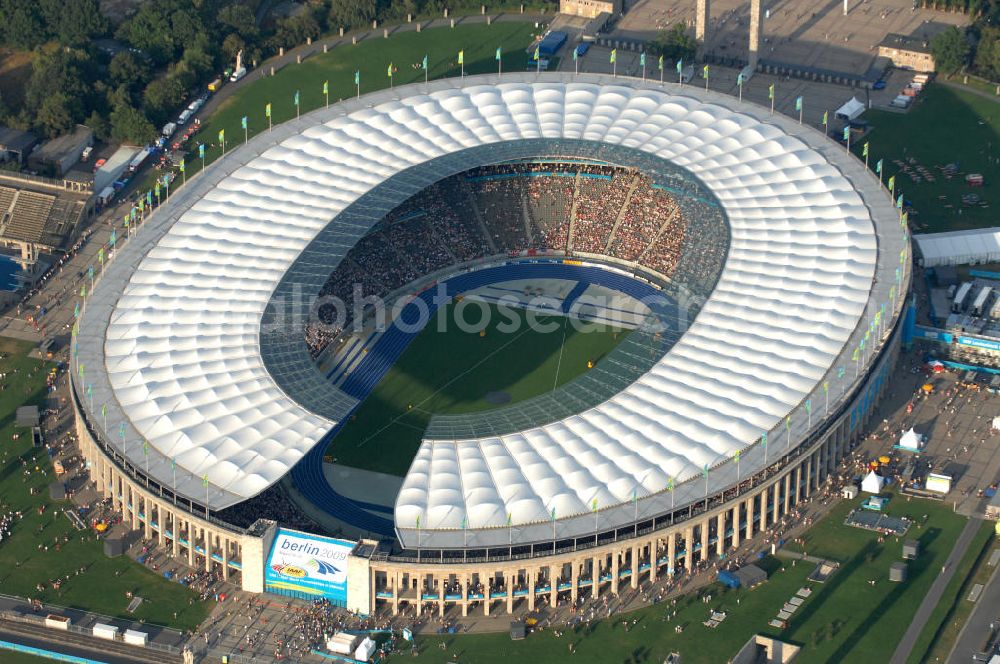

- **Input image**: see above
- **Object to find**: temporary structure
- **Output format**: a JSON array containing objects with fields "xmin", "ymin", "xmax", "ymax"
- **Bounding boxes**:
[
  {"xmin": 897, "ymin": 428, "xmax": 924, "ymax": 451},
  {"xmin": 861, "ymin": 471, "xmax": 885, "ymax": 494},
  {"xmin": 835, "ymin": 97, "xmax": 866, "ymax": 121},
  {"xmin": 355, "ymin": 636, "xmax": 377, "ymax": 662}
]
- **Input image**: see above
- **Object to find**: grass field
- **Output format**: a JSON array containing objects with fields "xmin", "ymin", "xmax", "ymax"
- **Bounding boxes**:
[
  {"xmin": 328, "ymin": 302, "xmax": 628, "ymax": 475},
  {"xmin": 0, "ymin": 652, "xmax": 53, "ymax": 664},
  {"xmin": 779, "ymin": 491, "xmax": 970, "ymax": 662},
  {"xmin": 0, "ymin": 338, "xmax": 209, "ymax": 631},
  {"xmin": 916, "ymin": 524, "xmax": 995, "ymax": 664},
  {"xmin": 187, "ymin": 22, "xmax": 538, "ymax": 175},
  {"xmin": 863, "ymin": 84, "xmax": 1000, "ymax": 233}
]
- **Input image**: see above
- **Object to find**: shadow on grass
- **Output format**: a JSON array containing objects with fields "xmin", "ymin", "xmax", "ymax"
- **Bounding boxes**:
[{"xmin": 824, "ymin": 526, "xmax": 943, "ymax": 663}]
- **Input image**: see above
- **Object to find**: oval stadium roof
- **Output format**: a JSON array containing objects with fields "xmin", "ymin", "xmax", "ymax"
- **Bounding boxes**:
[{"xmin": 73, "ymin": 75, "xmax": 905, "ymax": 542}]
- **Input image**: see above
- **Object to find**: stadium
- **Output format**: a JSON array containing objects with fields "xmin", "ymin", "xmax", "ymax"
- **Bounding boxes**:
[{"xmin": 71, "ymin": 73, "xmax": 910, "ymax": 618}]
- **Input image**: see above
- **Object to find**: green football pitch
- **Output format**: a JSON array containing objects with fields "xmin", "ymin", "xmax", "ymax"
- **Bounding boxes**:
[{"xmin": 327, "ymin": 302, "xmax": 629, "ymax": 476}]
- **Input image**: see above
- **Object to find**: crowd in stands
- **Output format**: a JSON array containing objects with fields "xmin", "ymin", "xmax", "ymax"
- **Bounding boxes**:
[{"xmin": 304, "ymin": 162, "xmax": 726, "ymax": 358}]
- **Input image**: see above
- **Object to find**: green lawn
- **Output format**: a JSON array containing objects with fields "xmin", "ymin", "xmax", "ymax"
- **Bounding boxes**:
[
  {"xmin": 862, "ymin": 84, "xmax": 1000, "ymax": 233},
  {"xmin": 0, "ymin": 338, "xmax": 209, "ymax": 631},
  {"xmin": 916, "ymin": 524, "xmax": 995, "ymax": 664},
  {"xmin": 414, "ymin": 557, "xmax": 814, "ymax": 664},
  {"xmin": 329, "ymin": 302, "xmax": 628, "ymax": 475},
  {"xmin": 0, "ymin": 652, "xmax": 57, "ymax": 664},
  {"xmin": 186, "ymin": 22, "xmax": 538, "ymax": 179},
  {"xmin": 780, "ymin": 492, "xmax": 970, "ymax": 663}
]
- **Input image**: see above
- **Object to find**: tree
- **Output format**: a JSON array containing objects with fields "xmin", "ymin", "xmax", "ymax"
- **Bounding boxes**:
[
  {"xmin": 270, "ymin": 12, "xmax": 321, "ymax": 49},
  {"xmin": 110, "ymin": 51, "xmax": 152, "ymax": 92},
  {"xmin": 218, "ymin": 3, "xmax": 258, "ymax": 40},
  {"xmin": 222, "ymin": 34, "xmax": 246, "ymax": 62},
  {"xmin": 974, "ymin": 26, "xmax": 1000, "ymax": 79},
  {"xmin": 0, "ymin": 0, "xmax": 47, "ymax": 50},
  {"xmin": 931, "ymin": 26, "xmax": 970, "ymax": 75},
  {"xmin": 647, "ymin": 24, "xmax": 697, "ymax": 64},
  {"xmin": 110, "ymin": 101, "xmax": 155, "ymax": 145},
  {"xmin": 85, "ymin": 110, "xmax": 111, "ymax": 141},
  {"xmin": 35, "ymin": 91, "xmax": 75, "ymax": 137},
  {"xmin": 327, "ymin": 0, "xmax": 378, "ymax": 32},
  {"xmin": 142, "ymin": 75, "xmax": 188, "ymax": 125},
  {"xmin": 39, "ymin": 0, "xmax": 106, "ymax": 46}
]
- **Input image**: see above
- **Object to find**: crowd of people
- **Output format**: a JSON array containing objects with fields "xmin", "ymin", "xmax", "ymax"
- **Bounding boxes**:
[
  {"xmin": 304, "ymin": 162, "xmax": 725, "ymax": 358},
  {"xmin": 0, "ymin": 507, "xmax": 20, "ymax": 544}
]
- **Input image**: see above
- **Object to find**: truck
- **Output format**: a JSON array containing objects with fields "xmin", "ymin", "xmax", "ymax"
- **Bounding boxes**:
[
  {"xmin": 177, "ymin": 109, "xmax": 192, "ymax": 126},
  {"xmin": 161, "ymin": 122, "xmax": 177, "ymax": 138},
  {"xmin": 207, "ymin": 77, "xmax": 223, "ymax": 92},
  {"xmin": 953, "ymin": 281, "xmax": 972, "ymax": 313},
  {"xmin": 229, "ymin": 67, "xmax": 247, "ymax": 82},
  {"xmin": 128, "ymin": 147, "xmax": 153, "ymax": 173},
  {"xmin": 972, "ymin": 286, "xmax": 992, "ymax": 317}
]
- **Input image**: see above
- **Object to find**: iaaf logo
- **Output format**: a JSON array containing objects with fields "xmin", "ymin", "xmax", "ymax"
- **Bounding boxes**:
[{"xmin": 271, "ymin": 558, "xmax": 342, "ymax": 579}]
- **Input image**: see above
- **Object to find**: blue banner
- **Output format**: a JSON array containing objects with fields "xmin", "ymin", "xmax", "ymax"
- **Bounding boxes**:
[
  {"xmin": 957, "ymin": 336, "xmax": 1000, "ymax": 352},
  {"xmin": 265, "ymin": 528, "xmax": 354, "ymax": 602}
]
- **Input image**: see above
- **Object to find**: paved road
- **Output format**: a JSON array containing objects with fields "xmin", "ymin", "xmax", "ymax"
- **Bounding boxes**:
[
  {"xmin": 949, "ymin": 554, "xmax": 1000, "ymax": 663},
  {"xmin": 890, "ymin": 516, "xmax": 982, "ymax": 664}
]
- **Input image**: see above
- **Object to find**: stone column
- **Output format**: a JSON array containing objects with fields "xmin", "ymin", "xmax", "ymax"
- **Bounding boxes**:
[
  {"xmin": 506, "ymin": 569, "xmax": 514, "ymax": 614},
  {"xmin": 783, "ymin": 474, "xmax": 792, "ymax": 514},
  {"xmin": 715, "ymin": 514, "xmax": 725, "ymax": 556},
  {"xmin": 744, "ymin": 495, "xmax": 754, "ymax": 540},
  {"xmin": 731, "ymin": 505, "xmax": 741, "ymax": 548},
  {"xmin": 186, "ymin": 520, "xmax": 195, "ymax": 566},
  {"xmin": 222, "ymin": 537, "xmax": 229, "ymax": 581},
  {"xmin": 699, "ymin": 520, "xmax": 709, "ymax": 565},
  {"xmin": 392, "ymin": 571, "xmax": 400, "ymax": 615},
  {"xmin": 649, "ymin": 537, "xmax": 658, "ymax": 583},
  {"xmin": 549, "ymin": 564, "xmax": 558, "ymax": 609},
  {"xmin": 667, "ymin": 532, "xmax": 676, "ymax": 575},
  {"xmin": 805, "ymin": 455, "xmax": 814, "ymax": 498},
  {"xmin": 204, "ymin": 529, "xmax": 213, "ymax": 572},
  {"xmin": 795, "ymin": 464, "xmax": 803, "ymax": 503},
  {"xmin": 527, "ymin": 568, "xmax": 536, "ymax": 611},
  {"xmin": 772, "ymin": 483, "xmax": 780, "ymax": 524},
  {"xmin": 611, "ymin": 551, "xmax": 620, "ymax": 594},
  {"xmin": 684, "ymin": 525, "xmax": 694, "ymax": 570},
  {"xmin": 748, "ymin": 0, "xmax": 763, "ymax": 71},
  {"xmin": 570, "ymin": 559, "xmax": 580, "ymax": 604},
  {"xmin": 592, "ymin": 556, "xmax": 601, "ymax": 599},
  {"xmin": 695, "ymin": 0, "xmax": 710, "ymax": 44}
]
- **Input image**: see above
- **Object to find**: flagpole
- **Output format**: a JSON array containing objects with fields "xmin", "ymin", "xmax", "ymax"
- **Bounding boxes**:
[
  {"xmin": 244, "ymin": 126, "xmax": 248, "ymax": 144},
  {"xmin": 799, "ymin": 105, "xmax": 803, "ymax": 124},
  {"xmin": 642, "ymin": 61, "xmax": 646, "ymax": 82},
  {"xmin": 738, "ymin": 81, "xmax": 743, "ymax": 103}
]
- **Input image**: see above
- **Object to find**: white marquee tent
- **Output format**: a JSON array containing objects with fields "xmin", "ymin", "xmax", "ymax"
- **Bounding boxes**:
[
  {"xmin": 898, "ymin": 428, "xmax": 924, "ymax": 451},
  {"xmin": 835, "ymin": 97, "xmax": 866, "ymax": 121},
  {"xmin": 862, "ymin": 471, "xmax": 885, "ymax": 494},
  {"xmin": 914, "ymin": 229, "xmax": 1000, "ymax": 267}
]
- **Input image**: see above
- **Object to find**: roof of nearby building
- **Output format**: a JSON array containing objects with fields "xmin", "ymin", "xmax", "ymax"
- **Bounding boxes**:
[
  {"xmin": 879, "ymin": 33, "xmax": 933, "ymax": 55},
  {"xmin": 0, "ymin": 126, "xmax": 37, "ymax": 153},
  {"xmin": 73, "ymin": 75, "xmax": 906, "ymax": 544}
]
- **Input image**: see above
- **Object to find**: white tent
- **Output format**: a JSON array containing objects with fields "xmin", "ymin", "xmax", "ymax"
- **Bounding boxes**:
[
  {"xmin": 835, "ymin": 97, "xmax": 866, "ymax": 121},
  {"xmin": 992, "ymin": 415, "xmax": 1000, "ymax": 432},
  {"xmin": 898, "ymin": 428, "xmax": 924, "ymax": 451},
  {"xmin": 861, "ymin": 471, "xmax": 885, "ymax": 494},
  {"xmin": 914, "ymin": 229, "xmax": 1000, "ymax": 267},
  {"xmin": 355, "ymin": 636, "xmax": 377, "ymax": 662}
]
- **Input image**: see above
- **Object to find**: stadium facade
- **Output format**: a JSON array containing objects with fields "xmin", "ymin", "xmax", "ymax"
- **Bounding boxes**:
[{"xmin": 71, "ymin": 73, "xmax": 910, "ymax": 616}]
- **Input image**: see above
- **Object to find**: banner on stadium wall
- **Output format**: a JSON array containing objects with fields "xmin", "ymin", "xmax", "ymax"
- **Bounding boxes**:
[
  {"xmin": 957, "ymin": 336, "xmax": 1000, "ymax": 352},
  {"xmin": 264, "ymin": 529, "xmax": 354, "ymax": 602},
  {"xmin": 915, "ymin": 326, "xmax": 953, "ymax": 344}
]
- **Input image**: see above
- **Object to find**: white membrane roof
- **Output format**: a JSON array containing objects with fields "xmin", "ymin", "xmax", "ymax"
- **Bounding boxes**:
[{"xmin": 74, "ymin": 75, "xmax": 898, "ymax": 530}]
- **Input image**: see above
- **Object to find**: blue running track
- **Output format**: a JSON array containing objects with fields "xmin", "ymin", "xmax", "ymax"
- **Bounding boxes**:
[{"xmin": 291, "ymin": 261, "xmax": 665, "ymax": 536}]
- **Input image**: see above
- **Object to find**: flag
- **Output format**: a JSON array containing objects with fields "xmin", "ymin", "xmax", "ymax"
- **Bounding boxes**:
[
  {"xmin": 838, "ymin": 367, "xmax": 846, "ymax": 379},
  {"xmin": 843, "ymin": 126, "xmax": 850, "ymax": 141},
  {"xmin": 768, "ymin": 83, "xmax": 774, "ymax": 99},
  {"xmin": 496, "ymin": 46, "xmax": 502, "ymax": 61},
  {"xmin": 676, "ymin": 58, "xmax": 683, "ymax": 75},
  {"xmin": 179, "ymin": 159, "xmax": 185, "ymax": 174},
  {"xmin": 896, "ymin": 194, "xmax": 903, "ymax": 209},
  {"xmin": 640, "ymin": 52, "xmax": 646, "ymax": 67},
  {"xmin": 203, "ymin": 473, "xmax": 209, "ymax": 487},
  {"xmin": 702, "ymin": 64, "xmax": 709, "ymax": 79},
  {"xmin": 98, "ymin": 247, "xmax": 104, "ymax": 264},
  {"xmin": 610, "ymin": 49, "xmax": 617, "ymax": 64},
  {"xmin": 863, "ymin": 142, "xmax": 869, "ymax": 157},
  {"xmin": 323, "ymin": 80, "xmax": 328, "ymax": 95},
  {"xmin": 551, "ymin": 507, "xmax": 556, "ymax": 521},
  {"xmin": 265, "ymin": 102, "xmax": 271, "ymax": 117},
  {"xmin": 415, "ymin": 515, "xmax": 420, "ymax": 529},
  {"xmin": 109, "ymin": 230, "xmax": 116, "ymax": 246},
  {"xmin": 119, "ymin": 422, "xmax": 126, "ymax": 438},
  {"xmin": 658, "ymin": 55, "xmax": 664, "ymax": 71},
  {"xmin": 507, "ymin": 511, "xmax": 513, "ymax": 525},
  {"xmin": 422, "ymin": 55, "xmax": 428, "ymax": 71},
  {"xmin": 573, "ymin": 47, "xmax": 578, "ymax": 61},
  {"xmin": 154, "ymin": 182, "xmax": 160, "ymax": 198},
  {"xmin": 902, "ymin": 211, "xmax": 908, "ymax": 225},
  {"xmin": 143, "ymin": 440, "xmax": 148, "ymax": 455},
  {"xmin": 198, "ymin": 144, "xmax": 205, "ymax": 159},
  {"xmin": 822, "ymin": 110, "xmax": 828, "ymax": 125},
  {"xmin": 591, "ymin": 497, "xmax": 598, "ymax": 512},
  {"xmin": 458, "ymin": 50, "xmax": 464, "ymax": 65},
  {"xmin": 461, "ymin": 516, "xmax": 466, "ymax": 530},
  {"xmin": 667, "ymin": 477, "xmax": 674, "ymax": 491},
  {"xmin": 701, "ymin": 463, "xmax": 709, "ymax": 478},
  {"xmin": 852, "ymin": 348, "xmax": 860, "ymax": 361},
  {"xmin": 101, "ymin": 403, "xmax": 107, "ymax": 418},
  {"xmin": 293, "ymin": 90, "xmax": 299, "ymax": 106},
  {"xmin": 737, "ymin": 72, "xmax": 744, "ymax": 87},
  {"xmin": 79, "ymin": 284, "xmax": 86, "ymax": 298},
  {"xmin": 795, "ymin": 96, "xmax": 802, "ymax": 111},
  {"xmin": 387, "ymin": 63, "xmax": 393, "ymax": 77},
  {"xmin": 171, "ymin": 457, "xmax": 176, "ymax": 471},
  {"xmin": 823, "ymin": 381, "xmax": 829, "ymax": 393},
  {"xmin": 146, "ymin": 190, "xmax": 152, "ymax": 207},
  {"xmin": 888, "ymin": 175, "xmax": 896, "ymax": 190},
  {"xmin": 354, "ymin": 71, "xmax": 360, "ymax": 86},
  {"xmin": 785, "ymin": 416, "xmax": 791, "ymax": 430},
  {"xmin": 876, "ymin": 158, "xmax": 883, "ymax": 174},
  {"xmin": 73, "ymin": 302, "xmax": 79, "ymax": 318},
  {"xmin": 805, "ymin": 399, "xmax": 812, "ymax": 413},
  {"xmin": 534, "ymin": 46, "xmax": 540, "ymax": 61},
  {"xmin": 87, "ymin": 265, "xmax": 93, "ymax": 279},
  {"xmin": 734, "ymin": 449, "xmax": 740, "ymax": 463},
  {"xmin": 218, "ymin": 129, "xmax": 224, "ymax": 143}
]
